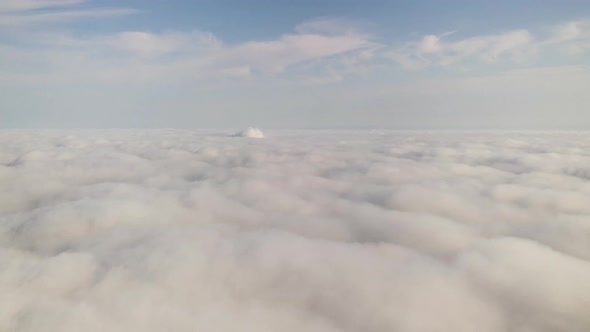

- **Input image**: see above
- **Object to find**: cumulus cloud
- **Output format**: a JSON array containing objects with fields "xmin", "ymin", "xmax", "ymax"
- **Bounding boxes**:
[
  {"xmin": 233, "ymin": 127, "xmax": 265, "ymax": 138},
  {"xmin": 1, "ymin": 129, "xmax": 590, "ymax": 331}
]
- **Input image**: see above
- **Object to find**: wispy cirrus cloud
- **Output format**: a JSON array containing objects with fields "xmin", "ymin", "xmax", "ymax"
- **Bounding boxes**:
[
  {"xmin": 390, "ymin": 30, "xmax": 536, "ymax": 70},
  {"xmin": 544, "ymin": 20, "xmax": 590, "ymax": 55},
  {"xmin": 0, "ymin": 0, "xmax": 85, "ymax": 13},
  {"xmin": 210, "ymin": 31, "xmax": 376, "ymax": 76},
  {"xmin": 0, "ymin": 0, "xmax": 138, "ymax": 28},
  {"xmin": 390, "ymin": 19, "xmax": 590, "ymax": 70},
  {"xmin": 0, "ymin": 16, "xmax": 379, "ymax": 84},
  {"xmin": 1, "ymin": 1, "xmax": 588, "ymax": 94},
  {"xmin": 98, "ymin": 16, "xmax": 379, "ymax": 78}
]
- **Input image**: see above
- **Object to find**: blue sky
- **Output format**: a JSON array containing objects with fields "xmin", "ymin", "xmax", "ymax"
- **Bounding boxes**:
[{"xmin": 1, "ymin": 0, "xmax": 589, "ymax": 128}]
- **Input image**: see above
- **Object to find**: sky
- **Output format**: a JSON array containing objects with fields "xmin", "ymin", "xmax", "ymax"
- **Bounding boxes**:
[{"xmin": 1, "ymin": 0, "xmax": 589, "ymax": 129}]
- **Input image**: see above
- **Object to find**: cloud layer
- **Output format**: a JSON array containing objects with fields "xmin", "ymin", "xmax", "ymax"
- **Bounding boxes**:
[{"xmin": 1, "ymin": 129, "xmax": 590, "ymax": 331}]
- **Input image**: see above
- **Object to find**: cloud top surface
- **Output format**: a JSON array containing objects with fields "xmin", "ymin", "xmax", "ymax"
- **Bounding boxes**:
[{"xmin": 1, "ymin": 129, "xmax": 590, "ymax": 332}]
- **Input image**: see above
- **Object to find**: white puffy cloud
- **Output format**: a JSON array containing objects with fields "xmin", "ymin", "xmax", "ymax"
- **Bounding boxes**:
[
  {"xmin": 234, "ymin": 127, "xmax": 265, "ymax": 138},
  {"xmin": 1, "ymin": 129, "xmax": 590, "ymax": 331}
]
